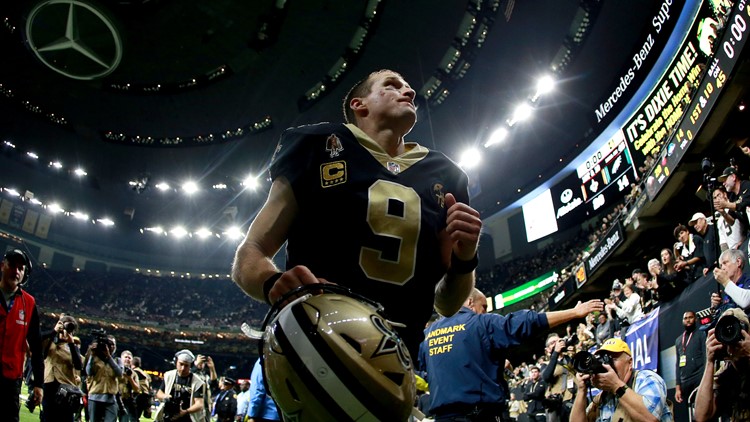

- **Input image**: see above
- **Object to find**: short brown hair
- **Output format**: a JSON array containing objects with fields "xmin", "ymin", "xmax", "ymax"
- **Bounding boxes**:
[
  {"xmin": 342, "ymin": 69, "xmax": 402, "ymax": 124},
  {"xmin": 673, "ymin": 224, "xmax": 688, "ymax": 239}
]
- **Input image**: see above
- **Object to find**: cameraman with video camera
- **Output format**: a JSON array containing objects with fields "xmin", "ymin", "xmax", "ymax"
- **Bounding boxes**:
[
  {"xmin": 85, "ymin": 330, "xmax": 123, "ymax": 422},
  {"xmin": 570, "ymin": 338, "xmax": 672, "ymax": 422},
  {"xmin": 694, "ymin": 308, "xmax": 750, "ymax": 421},
  {"xmin": 155, "ymin": 349, "xmax": 205, "ymax": 422},
  {"xmin": 41, "ymin": 314, "xmax": 83, "ymax": 422}
]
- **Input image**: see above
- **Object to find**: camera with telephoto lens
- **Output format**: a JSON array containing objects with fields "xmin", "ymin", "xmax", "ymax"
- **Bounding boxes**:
[
  {"xmin": 163, "ymin": 383, "xmax": 192, "ymax": 422},
  {"xmin": 715, "ymin": 313, "xmax": 749, "ymax": 345},
  {"xmin": 572, "ymin": 351, "xmax": 613, "ymax": 374}
]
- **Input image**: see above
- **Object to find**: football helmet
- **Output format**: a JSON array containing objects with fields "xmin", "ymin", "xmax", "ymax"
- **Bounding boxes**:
[{"xmin": 260, "ymin": 284, "xmax": 416, "ymax": 422}]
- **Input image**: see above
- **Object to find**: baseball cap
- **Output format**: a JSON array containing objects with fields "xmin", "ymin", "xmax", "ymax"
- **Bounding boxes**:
[
  {"xmin": 718, "ymin": 166, "xmax": 737, "ymax": 182},
  {"xmin": 688, "ymin": 212, "xmax": 707, "ymax": 227},
  {"xmin": 595, "ymin": 338, "xmax": 631, "ymax": 356},
  {"xmin": 3, "ymin": 249, "xmax": 28, "ymax": 265},
  {"xmin": 612, "ymin": 279, "xmax": 622, "ymax": 290},
  {"xmin": 175, "ymin": 349, "xmax": 196, "ymax": 363}
]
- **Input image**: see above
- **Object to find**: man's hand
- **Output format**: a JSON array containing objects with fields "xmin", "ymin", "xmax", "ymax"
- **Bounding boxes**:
[
  {"xmin": 575, "ymin": 372, "xmax": 590, "ymax": 391},
  {"xmin": 727, "ymin": 329, "xmax": 750, "ymax": 360},
  {"xmin": 674, "ymin": 260, "xmax": 688, "ymax": 271},
  {"xmin": 573, "ymin": 299, "xmax": 604, "ymax": 318},
  {"xmin": 706, "ymin": 328, "xmax": 724, "ymax": 361},
  {"xmin": 206, "ymin": 356, "xmax": 214, "ymax": 370},
  {"xmin": 591, "ymin": 364, "xmax": 625, "ymax": 393},
  {"xmin": 554, "ymin": 338, "xmax": 566, "ymax": 354},
  {"xmin": 444, "ymin": 193, "xmax": 481, "ymax": 260},
  {"xmin": 266, "ymin": 265, "xmax": 332, "ymax": 305},
  {"xmin": 32, "ymin": 386, "xmax": 43, "ymax": 405},
  {"xmin": 713, "ymin": 267, "xmax": 730, "ymax": 287},
  {"xmin": 674, "ymin": 385, "xmax": 683, "ymax": 403}
]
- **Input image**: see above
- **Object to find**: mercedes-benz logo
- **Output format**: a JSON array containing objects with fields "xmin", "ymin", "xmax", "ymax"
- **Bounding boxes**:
[{"xmin": 25, "ymin": 0, "xmax": 123, "ymax": 80}]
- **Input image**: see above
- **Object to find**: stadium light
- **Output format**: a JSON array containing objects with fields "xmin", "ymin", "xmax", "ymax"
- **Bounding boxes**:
[
  {"xmin": 182, "ymin": 181, "xmax": 198, "ymax": 195},
  {"xmin": 532, "ymin": 75, "xmax": 555, "ymax": 101},
  {"xmin": 96, "ymin": 218, "xmax": 115, "ymax": 226},
  {"xmin": 458, "ymin": 148, "xmax": 481, "ymax": 169},
  {"xmin": 508, "ymin": 103, "xmax": 533, "ymax": 126},
  {"xmin": 224, "ymin": 226, "xmax": 244, "ymax": 240},
  {"xmin": 155, "ymin": 182, "xmax": 171, "ymax": 191},
  {"xmin": 170, "ymin": 226, "xmax": 188, "ymax": 238},
  {"xmin": 242, "ymin": 174, "xmax": 260, "ymax": 190},
  {"xmin": 73, "ymin": 168, "xmax": 87, "ymax": 177},
  {"xmin": 484, "ymin": 127, "xmax": 508, "ymax": 147}
]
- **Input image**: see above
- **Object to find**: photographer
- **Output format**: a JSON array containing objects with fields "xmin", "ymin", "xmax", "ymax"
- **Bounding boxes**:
[
  {"xmin": 117, "ymin": 350, "xmax": 140, "ymax": 421},
  {"xmin": 541, "ymin": 335, "xmax": 575, "ymax": 422},
  {"xmin": 712, "ymin": 248, "xmax": 750, "ymax": 310},
  {"xmin": 193, "ymin": 354, "xmax": 217, "ymax": 422},
  {"xmin": 85, "ymin": 332, "xmax": 123, "ymax": 422},
  {"xmin": 131, "ymin": 356, "xmax": 153, "ymax": 419},
  {"xmin": 570, "ymin": 338, "xmax": 672, "ymax": 422},
  {"xmin": 694, "ymin": 308, "xmax": 750, "ymax": 421},
  {"xmin": 155, "ymin": 349, "xmax": 205, "ymax": 422},
  {"xmin": 41, "ymin": 314, "xmax": 83, "ymax": 422}
]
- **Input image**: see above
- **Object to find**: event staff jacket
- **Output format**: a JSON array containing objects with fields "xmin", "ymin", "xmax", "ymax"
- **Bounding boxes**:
[
  {"xmin": 418, "ymin": 307, "xmax": 548, "ymax": 415},
  {"xmin": 0, "ymin": 288, "xmax": 43, "ymax": 384}
]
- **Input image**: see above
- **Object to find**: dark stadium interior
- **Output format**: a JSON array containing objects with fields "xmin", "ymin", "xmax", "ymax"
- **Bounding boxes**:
[{"xmin": 2, "ymin": 0, "xmax": 750, "ymax": 394}]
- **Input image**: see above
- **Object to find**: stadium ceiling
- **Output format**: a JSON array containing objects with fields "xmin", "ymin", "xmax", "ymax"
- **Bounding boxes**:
[{"xmin": 0, "ymin": 0, "xmax": 721, "ymax": 259}]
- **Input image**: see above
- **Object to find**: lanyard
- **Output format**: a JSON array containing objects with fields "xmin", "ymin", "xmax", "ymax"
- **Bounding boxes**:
[{"xmin": 681, "ymin": 331, "xmax": 693, "ymax": 354}]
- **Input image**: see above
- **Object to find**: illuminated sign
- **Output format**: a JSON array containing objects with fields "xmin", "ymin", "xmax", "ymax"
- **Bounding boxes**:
[
  {"xmin": 575, "ymin": 262, "xmax": 588, "ymax": 289},
  {"xmin": 624, "ymin": 1, "xmax": 723, "ymax": 167},
  {"xmin": 493, "ymin": 271, "xmax": 558, "ymax": 309},
  {"xmin": 647, "ymin": 0, "xmax": 750, "ymax": 200},
  {"xmin": 594, "ymin": 0, "xmax": 687, "ymax": 127},
  {"xmin": 585, "ymin": 221, "xmax": 625, "ymax": 275}
]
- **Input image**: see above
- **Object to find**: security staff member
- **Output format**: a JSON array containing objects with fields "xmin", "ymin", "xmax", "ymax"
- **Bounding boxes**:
[
  {"xmin": 418, "ymin": 288, "xmax": 602, "ymax": 421},
  {"xmin": 0, "ymin": 249, "xmax": 43, "ymax": 422}
]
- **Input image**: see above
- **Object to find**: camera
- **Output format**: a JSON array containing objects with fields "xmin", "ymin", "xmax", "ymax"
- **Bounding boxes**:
[
  {"xmin": 564, "ymin": 334, "xmax": 578, "ymax": 348},
  {"xmin": 91, "ymin": 328, "xmax": 113, "ymax": 347},
  {"xmin": 25, "ymin": 395, "xmax": 37, "ymax": 413},
  {"xmin": 123, "ymin": 366, "xmax": 133, "ymax": 376},
  {"xmin": 63, "ymin": 321, "xmax": 76, "ymax": 333},
  {"xmin": 715, "ymin": 313, "xmax": 749, "ymax": 344},
  {"xmin": 572, "ymin": 351, "xmax": 613, "ymax": 374},
  {"xmin": 163, "ymin": 384, "xmax": 192, "ymax": 422}
]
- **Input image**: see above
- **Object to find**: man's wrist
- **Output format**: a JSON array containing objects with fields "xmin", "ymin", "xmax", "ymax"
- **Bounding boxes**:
[{"xmin": 448, "ymin": 252, "xmax": 478, "ymax": 275}]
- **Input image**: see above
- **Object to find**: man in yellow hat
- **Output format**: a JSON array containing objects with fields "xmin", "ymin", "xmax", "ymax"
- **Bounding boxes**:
[{"xmin": 570, "ymin": 338, "xmax": 672, "ymax": 422}]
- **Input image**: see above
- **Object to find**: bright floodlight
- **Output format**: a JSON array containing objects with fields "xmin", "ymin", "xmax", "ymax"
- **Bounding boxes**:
[
  {"xmin": 47, "ymin": 203, "xmax": 64, "ymax": 213},
  {"xmin": 73, "ymin": 168, "xmax": 87, "ymax": 177},
  {"xmin": 533, "ymin": 75, "xmax": 555, "ymax": 100},
  {"xmin": 195, "ymin": 227, "xmax": 212, "ymax": 239},
  {"xmin": 145, "ymin": 226, "xmax": 164, "ymax": 235},
  {"xmin": 4, "ymin": 188, "xmax": 20, "ymax": 197},
  {"xmin": 170, "ymin": 226, "xmax": 188, "ymax": 238},
  {"xmin": 155, "ymin": 182, "xmax": 170, "ymax": 191},
  {"xmin": 49, "ymin": 161, "xmax": 63, "ymax": 169},
  {"xmin": 242, "ymin": 174, "xmax": 260, "ymax": 190},
  {"xmin": 71, "ymin": 211, "xmax": 89, "ymax": 221},
  {"xmin": 182, "ymin": 181, "xmax": 198, "ymax": 195},
  {"xmin": 224, "ymin": 226, "xmax": 244, "ymax": 240},
  {"xmin": 511, "ymin": 103, "xmax": 533, "ymax": 123},
  {"xmin": 26, "ymin": 152, "xmax": 39, "ymax": 160},
  {"xmin": 484, "ymin": 127, "xmax": 508, "ymax": 147},
  {"xmin": 96, "ymin": 218, "xmax": 115, "ymax": 226},
  {"xmin": 458, "ymin": 148, "xmax": 482, "ymax": 169}
]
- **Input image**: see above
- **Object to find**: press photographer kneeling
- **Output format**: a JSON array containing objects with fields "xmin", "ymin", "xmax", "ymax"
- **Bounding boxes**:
[
  {"xmin": 694, "ymin": 308, "xmax": 750, "ymax": 422},
  {"xmin": 42, "ymin": 314, "xmax": 83, "ymax": 421},
  {"xmin": 569, "ymin": 338, "xmax": 672, "ymax": 422}
]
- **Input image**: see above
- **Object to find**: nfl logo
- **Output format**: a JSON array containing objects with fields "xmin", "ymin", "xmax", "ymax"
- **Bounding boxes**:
[{"xmin": 387, "ymin": 162, "xmax": 401, "ymax": 174}]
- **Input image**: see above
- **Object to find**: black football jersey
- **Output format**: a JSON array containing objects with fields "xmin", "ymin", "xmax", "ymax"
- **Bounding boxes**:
[{"xmin": 270, "ymin": 122, "xmax": 470, "ymax": 356}]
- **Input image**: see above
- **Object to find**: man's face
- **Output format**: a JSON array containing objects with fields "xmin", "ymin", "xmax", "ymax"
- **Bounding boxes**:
[
  {"xmin": 723, "ymin": 174, "xmax": 736, "ymax": 191},
  {"xmin": 720, "ymin": 255, "xmax": 742, "ymax": 280},
  {"xmin": 1, "ymin": 258, "xmax": 26, "ymax": 287},
  {"xmin": 546, "ymin": 337, "xmax": 559, "ymax": 353},
  {"xmin": 176, "ymin": 360, "xmax": 191, "ymax": 377},
  {"xmin": 714, "ymin": 189, "xmax": 727, "ymax": 204},
  {"xmin": 469, "ymin": 295, "xmax": 488, "ymax": 314},
  {"xmin": 694, "ymin": 217, "xmax": 707, "ymax": 234},
  {"xmin": 598, "ymin": 314, "xmax": 606, "ymax": 324},
  {"xmin": 240, "ymin": 381, "xmax": 249, "ymax": 392},
  {"xmin": 121, "ymin": 352, "xmax": 133, "ymax": 367},
  {"xmin": 356, "ymin": 71, "xmax": 417, "ymax": 132},
  {"xmin": 683, "ymin": 312, "xmax": 696, "ymax": 329},
  {"xmin": 604, "ymin": 352, "xmax": 632, "ymax": 381},
  {"xmin": 530, "ymin": 368, "xmax": 540, "ymax": 381}
]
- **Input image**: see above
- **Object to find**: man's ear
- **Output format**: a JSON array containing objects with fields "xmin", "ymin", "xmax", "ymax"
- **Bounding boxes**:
[{"xmin": 350, "ymin": 97, "xmax": 367, "ymax": 116}]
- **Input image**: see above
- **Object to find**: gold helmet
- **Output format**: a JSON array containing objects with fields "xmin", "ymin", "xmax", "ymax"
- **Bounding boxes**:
[{"xmin": 260, "ymin": 284, "xmax": 416, "ymax": 422}]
